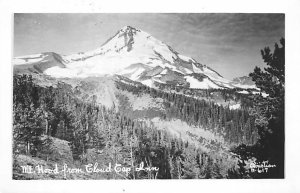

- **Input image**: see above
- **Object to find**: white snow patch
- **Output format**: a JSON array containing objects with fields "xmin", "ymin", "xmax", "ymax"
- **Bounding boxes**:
[
  {"xmin": 141, "ymin": 79, "xmax": 154, "ymax": 88},
  {"xmin": 252, "ymin": 91, "xmax": 269, "ymax": 97},
  {"xmin": 162, "ymin": 63, "xmax": 183, "ymax": 74},
  {"xmin": 160, "ymin": 69, "xmax": 168, "ymax": 75},
  {"xmin": 13, "ymin": 54, "xmax": 46, "ymax": 65},
  {"xmin": 178, "ymin": 54, "xmax": 194, "ymax": 62},
  {"xmin": 262, "ymin": 93, "xmax": 269, "ymax": 97},
  {"xmin": 237, "ymin": 90, "xmax": 249, "ymax": 94},
  {"xmin": 185, "ymin": 76, "xmax": 220, "ymax": 89},
  {"xmin": 233, "ymin": 83, "xmax": 257, "ymax": 89},
  {"xmin": 229, "ymin": 103, "xmax": 241, "ymax": 110},
  {"xmin": 182, "ymin": 67, "xmax": 193, "ymax": 74},
  {"xmin": 44, "ymin": 66, "xmax": 78, "ymax": 78},
  {"xmin": 192, "ymin": 63, "xmax": 203, "ymax": 74}
]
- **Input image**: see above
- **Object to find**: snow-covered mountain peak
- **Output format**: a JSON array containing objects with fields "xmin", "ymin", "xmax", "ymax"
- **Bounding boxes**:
[
  {"xmin": 100, "ymin": 25, "xmax": 143, "ymax": 52},
  {"xmin": 119, "ymin": 25, "xmax": 141, "ymax": 33},
  {"xmin": 13, "ymin": 26, "xmax": 257, "ymax": 90},
  {"xmin": 62, "ymin": 25, "xmax": 178, "ymax": 64},
  {"xmin": 101, "ymin": 25, "xmax": 177, "ymax": 61}
]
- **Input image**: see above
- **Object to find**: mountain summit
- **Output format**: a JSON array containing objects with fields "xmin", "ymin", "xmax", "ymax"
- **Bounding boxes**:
[{"xmin": 13, "ymin": 26, "xmax": 253, "ymax": 90}]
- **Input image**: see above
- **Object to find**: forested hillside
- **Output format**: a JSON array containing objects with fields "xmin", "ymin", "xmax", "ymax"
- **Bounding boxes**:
[
  {"xmin": 116, "ymin": 79, "xmax": 258, "ymax": 145},
  {"xmin": 13, "ymin": 74, "xmax": 257, "ymax": 179}
]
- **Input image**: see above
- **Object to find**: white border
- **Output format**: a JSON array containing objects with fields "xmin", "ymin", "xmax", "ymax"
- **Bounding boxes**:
[{"xmin": 1, "ymin": 0, "xmax": 300, "ymax": 193}]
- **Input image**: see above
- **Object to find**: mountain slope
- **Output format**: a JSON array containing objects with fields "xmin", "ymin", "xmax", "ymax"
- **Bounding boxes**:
[
  {"xmin": 14, "ymin": 52, "xmax": 66, "ymax": 74},
  {"xmin": 232, "ymin": 76, "xmax": 256, "ymax": 89},
  {"xmin": 14, "ymin": 26, "xmax": 253, "ymax": 90}
]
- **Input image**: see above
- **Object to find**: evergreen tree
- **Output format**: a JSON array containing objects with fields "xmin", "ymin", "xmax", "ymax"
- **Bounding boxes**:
[
  {"xmin": 231, "ymin": 38, "xmax": 285, "ymax": 178},
  {"xmin": 250, "ymin": 38, "xmax": 284, "ymax": 178}
]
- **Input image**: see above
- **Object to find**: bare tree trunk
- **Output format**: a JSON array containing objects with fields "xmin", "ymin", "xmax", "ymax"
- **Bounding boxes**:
[
  {"xmin": 101, "ymin": 107, "xmax": 105, "ymax": 123},
  {"xmin": 177, "ymin": 160, "xmax": 181, "ymax": 179},
  {"xmin": 45, "ymin": 119, "xmax": 48, "ymax": 135},
  {"xmin": 130, "ymin": 138, "xmax": 135, "ymax": 179},
  {"xmin": 63, "ymin": 121, "xmax": 65, "ymax": 138},
  {"xmin": 145, "ymin": 157, "xmax": 152, "ymax": 179},
  {"xmin": 86, "ymin": 118, "xmax": 89, "ymax": 131},
  {"xmin": 27, "ymin": 141, "xmax": 30, "ymax": 155}
]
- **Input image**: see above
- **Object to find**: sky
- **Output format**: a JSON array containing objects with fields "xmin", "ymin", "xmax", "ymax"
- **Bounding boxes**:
[{"xmin": 14, "ymin": 13, "xmax": 284, "ymax": 79}]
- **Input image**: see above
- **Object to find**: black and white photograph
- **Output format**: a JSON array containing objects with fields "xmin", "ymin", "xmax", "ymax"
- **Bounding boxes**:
[
  {"xmin": 0, "ymin": 0, "xmax": 300, "ymax": 191},
  {"xmin": 11, "ymin": 13, "xmax": 285, "ymax": 180}
]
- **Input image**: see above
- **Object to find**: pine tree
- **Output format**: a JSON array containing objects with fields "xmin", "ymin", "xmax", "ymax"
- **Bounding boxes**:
[
  {"xmin": 249, "ymin": 38, "xmax": 285, "ymax": 178},
  {"xmin": 230, "ymin": 38, "xmax": 285, "ymax": 179}
]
